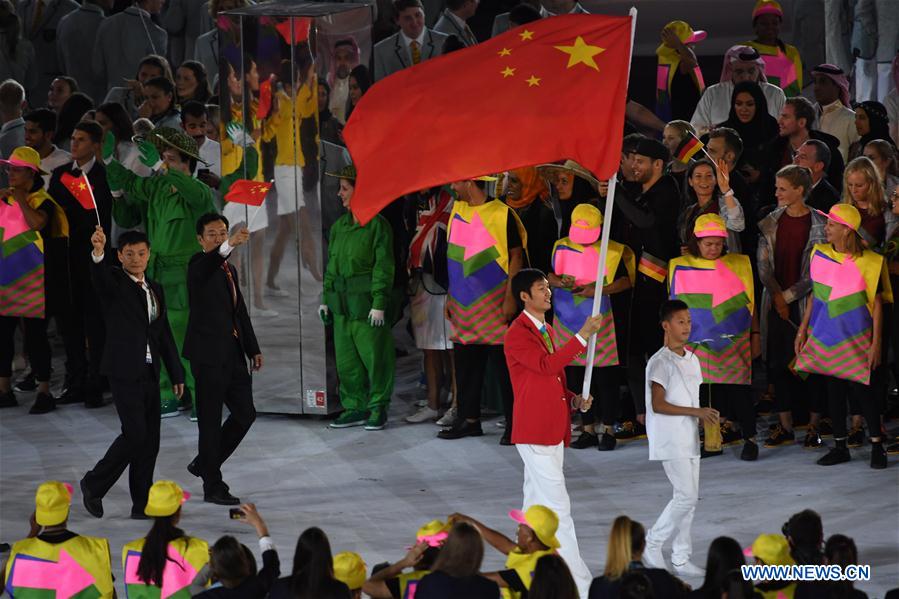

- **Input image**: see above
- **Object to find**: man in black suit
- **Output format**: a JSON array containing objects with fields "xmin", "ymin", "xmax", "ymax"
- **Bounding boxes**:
[
  {"xmin": 184, "ymin": 213, "xmax": 261, "ymax": 505},
  {"xmin": 794, "ymin": 140, "xmax": 840, "ymax": 212},
  {"xmin": 80, "ymin": 227, "xmax": 184, "ymax": 520},
  {"xmin": 47, "ymin": 120, "xmax": 114, "ymax": 408}
]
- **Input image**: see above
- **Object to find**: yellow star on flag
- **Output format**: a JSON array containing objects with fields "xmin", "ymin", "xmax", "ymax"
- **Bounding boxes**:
[
  {"xmin": 519, "ymin": 29, "xmax": 534, "ymax": 41},
  {"xmin": 526, "ymin": 75, "xmax": 541, "ymax": 87},
  {"xmin": 78, "ymin": 182, "xmax": 87, "ymax": 190},
  {"xmin": 501, "ymin": 66, "xmax": 516, "ymax": 78},
  {"xmin": 554, "ymin": 36, "xmax": 605, "ymax": 70},
  {"xmin": 498, "ymin": 47, "xmax": 511, "ymax": 57}
]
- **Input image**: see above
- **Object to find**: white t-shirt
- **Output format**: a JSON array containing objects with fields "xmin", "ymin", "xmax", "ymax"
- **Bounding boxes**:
[{"xmin": 645, "ymin": 346, "xmax": 701, "ymax": 461}]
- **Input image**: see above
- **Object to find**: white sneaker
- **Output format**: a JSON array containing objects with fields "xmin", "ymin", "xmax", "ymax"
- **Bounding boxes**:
[
  {"xmin": 266, "ymin": 287, "xmax": 290, "ymax": 298},
  {"xmin": 673, "ymin": 560, "xmax": 705, "ymax": 577},
  {"xmin": 436, "ymin": 407, "xmax": 457, "ymax": 426},
  {"xmin": 253, "ymin": 306, "xmax": 279, "ymax": 317},
  {"xmin": 642, "ymin": 544, "xmax": 666, "ymax": 569},
  {"xmin": 406, "ymin": 406, "xmax": 439, "ymax": 423}
]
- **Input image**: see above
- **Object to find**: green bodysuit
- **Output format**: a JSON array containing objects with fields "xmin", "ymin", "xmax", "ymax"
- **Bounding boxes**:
[{"xmin": 323, "ymin": 213, "xmax": 396, "ymax": 414}]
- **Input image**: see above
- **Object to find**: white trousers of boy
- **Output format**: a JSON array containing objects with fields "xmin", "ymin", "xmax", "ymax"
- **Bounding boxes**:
[
  {"xmin": 517, "ymin": 442, "xmax": 592, "ymax": 599},
  {"xmin": 646, "ymin": 457, "xmax": 700, "ymax": 566}
]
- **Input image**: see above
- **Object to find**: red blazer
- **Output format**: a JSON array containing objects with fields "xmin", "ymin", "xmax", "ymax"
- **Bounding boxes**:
[{"xmin": 504, "ymin": 312, "xmax": 585, "ymax": 446}]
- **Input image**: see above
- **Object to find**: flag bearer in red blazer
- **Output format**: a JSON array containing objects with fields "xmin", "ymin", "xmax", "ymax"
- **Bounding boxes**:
[{"xmin": 504, "ymin": 268, "xmax": 603, "ymax": 599}]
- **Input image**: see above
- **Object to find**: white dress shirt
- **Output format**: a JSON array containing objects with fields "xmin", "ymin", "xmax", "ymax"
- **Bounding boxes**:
[
  {"xmin": 40, "ymin": 145, "xmax": 71, "ymax": 187},
  {"xmin": 522, "ymin": 309, "xmax": 587, "ymax": 346}
]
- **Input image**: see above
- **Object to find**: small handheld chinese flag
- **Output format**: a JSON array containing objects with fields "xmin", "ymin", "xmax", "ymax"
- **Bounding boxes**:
[
  {"xmin": 225, "ymin": 179, "xmax": 272, "ymax": 206},
  {"xmin": 60, "ymin": 171, "xmax": 101, "ymax": 226},
  {"xmin": 275, "ymin": 17, "xmax": 311, "ymax": 45},
  {"xmin": 343, "ymin": 13, "xmax": 633, "ymax": 225},
  {"xmin": 257, "ymin": 78, "xmax": 273, "ymax": 120},
  {"xmin": 60, "ymin": 171, "xmax": 94, "ymax": 210}
]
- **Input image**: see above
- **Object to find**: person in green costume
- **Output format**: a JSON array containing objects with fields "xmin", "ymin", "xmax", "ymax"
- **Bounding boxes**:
[
  {"xmin": 319, "ymin": 165, "xmax": 396, "ymax": 431},
  {"xmin": 101, "ymin": 127, "xmax": 217, "ymax": 417}
]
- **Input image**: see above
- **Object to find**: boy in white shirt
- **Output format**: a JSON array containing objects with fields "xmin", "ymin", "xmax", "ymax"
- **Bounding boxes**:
[{"xmin": 643, "ymin": 299, "xmax": 718, "ymax": 578}]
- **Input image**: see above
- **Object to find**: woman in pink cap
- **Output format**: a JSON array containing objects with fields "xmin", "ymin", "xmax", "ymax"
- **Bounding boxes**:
[
  {"xmin": 655, "ymin": 20, "xmax": 706, "ymax": 122},
  {"xmin": 0, "ymin": 146, "xmax": 67, "ymax": 415},
  {"xmin": 668, "ymin": 213, "xmax": 758, "ymax": 460},
  {"xmin": 794, "ymin": 203, "xmax": 891, "ymax": 469}
]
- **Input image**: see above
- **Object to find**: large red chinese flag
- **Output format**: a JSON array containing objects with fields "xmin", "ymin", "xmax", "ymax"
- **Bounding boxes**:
[
  {"xmin": 343, "ymin": 14, "xmax": 632, "ymax": 225},
  {"xmin": 225, "ymin": 179, "xmax": 272, "ymax": 206}
]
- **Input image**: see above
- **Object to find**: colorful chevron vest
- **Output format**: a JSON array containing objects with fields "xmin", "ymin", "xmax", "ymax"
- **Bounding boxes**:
[
  {"xmin": 669, "ymin": 253, "xmax": 755, "ymax": 384},
  {"xmin": 396, "ymin": 569, "xmax": 429, "ymax": 598},
  {"xmin": 122, "ymin": 536, "xmax": 209, "ymax": 599},
  {"xmin": 501, "ymin": 549, "xmax": 556, "ymax": 599},
  {"xmin": 551, "ymin": 237, "xmax": 635, "ymax": 367},
  {"xmin": 4, "ymin": 535, "xmax": 114, "ymax": 599},
  {"xmin": 745, "ymin": 40, "xmax": 803, "ymax": 96},
  {"xmin": 794, "ymin": 244, "xmax": 893, "ymax": 385},
  {"xmin": 655, "ymin": 53, "xmax": 705, "ymax": 122},
  {"xmin": 0, "ymin": 193, "xmax": 53, "ymax": 319},
  {"xmin": 447, "ymin": 199, "xmax": 526, "ymax": 345}
]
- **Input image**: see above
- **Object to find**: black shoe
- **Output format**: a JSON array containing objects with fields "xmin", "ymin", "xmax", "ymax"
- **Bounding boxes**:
[
  {"xmin": 28, "ymin": 392, "xmax": 55, "ymax": 415},
  {"xmin": 80, "ymin": 478, "xmax": 103, "ymax": 518},
  {"xmin": 740, "ymin": 440, "xmax": 759, "ymax": 461},
  {"xmin": 204, "ymin": 489, "xmax": 240, "ymax": 505},
  {"xmin": 14, "ymin": 371, "xmax": 37, "ymax": 392},
  {"xmin": 130, "ymin": 511, "xmax": 150, "ymax": 520},
  {"xmin": 187, "ymin": 458, "xmax": 201, "ymax": 478},
  {"xmin": 614, "ymin": 421, "xmax": 647, "ymax": 441},
  {"xmin": 0, "ymin": 390, "xmax": 17, "ymax": 408},
  {"xmin": 847, "ymin": 426, "xmax": 864, "ymax": 448},
  {"xmin": 817, "ymin": 447, "xmax": 851, "ymax": 466},
  {"xmin": 701, "ymin": 447, "xmax": 723, "ymax": 459},
  {"xmin": 437, "ymin": 419, "xmax": 483, "ymax": 440},
  {"xmin": 570, "ymin": 431, "xmax": 598, "ymax": 449},
  {"xmin": 803, "ymin": 429, "xmax": 823, "ymax": 449},
  {"xmin": 57, "ymin": 386, "xmax": 84, "ymax": 405},
  {"xmin": 499, "ymin": 432, "xmax": 513, "ymax": 446},
  {"xmin": 818, "ymin": 418, "xmax": 833, "ymax": 438},
  {"xmin": 764, "ymin": 425, "xmax": 795, "ymax": 447},
  {"xmin": 84, "ymin": 390, "xmax": 105, "ymax": 409},
  {"xmin": 720, "ymin": 422, "xmax": 742, "ymax": 446},
  {"xmin": 597, "ymin": 432, "xmax": 617, "ymax": 451},
  {"xmin": 870, "ymin": 443, "xmax": 887, "ymax": 470}
]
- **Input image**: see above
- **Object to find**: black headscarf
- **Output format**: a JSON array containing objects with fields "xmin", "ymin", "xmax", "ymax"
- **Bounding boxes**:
[
  {"xmin": 855, "ymin": 101, "xmax": 896, "ymax": 149},
  {"xmin": 345, "ymin": 64, "xmax": 372, "ymax": 122},
  {"xmin": 717, "ymin": 81, "xmax": 779, "ymax": 168}
]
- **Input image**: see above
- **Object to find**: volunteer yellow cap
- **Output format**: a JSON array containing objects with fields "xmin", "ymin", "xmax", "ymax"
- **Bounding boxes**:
[
  {"xmin": 0, "ymin": 146, "xmax": 49, "ymax": 175},
  {"xmin": 753, "ymin": 0, "xmax": 784, "ymax": 19},
  {"xmin": 694, "ymin": 213, "xmax": 727, "ymax": 238},
  {"xmin": 744, "ymin": 534, "xmax": 795, "ymax": 566},
  {"xmin": 416, "ymin": 520, "xmax": 451, "ymax": 547},
  {"xmin": 661, "ymin": 21, "xmax": 707, "ymax": 46},
  {"xmin": 35, "ymin": 481, "xmax": 73, "ymax": 526},
  {"xmin": 569, "ymin": 204, "xmax": 603, "ymax": 245},
  {"xmin": 818, "ymin": 203, "xmax": 861, "ymax": 233},
  {"xmin": 144, "ymin": 480, "xmax": 190, "ymax": 517},
  {"xmin": 333, "ymin": 551, "xmax": 367, "ymax": 590},
  {"xmin": 509, "ymin": 505, "xmax": 560, "ymax": 549}
]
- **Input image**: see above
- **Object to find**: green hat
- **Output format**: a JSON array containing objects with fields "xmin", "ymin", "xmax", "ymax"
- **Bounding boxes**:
[
  {"xmin": 145, "ymin": 127, "xmax": 208, "ymax": 166},
  {"xmin": 325, "ymin": 164, "xmax": 357, "ymax": 181}
]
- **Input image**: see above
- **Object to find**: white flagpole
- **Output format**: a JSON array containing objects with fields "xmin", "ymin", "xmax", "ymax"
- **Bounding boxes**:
[
  {"xmin": 81, "ymin": 172, "xmax": 101, "ymax": 228},
  {"xmin": 581, "ymin": 7, "xmax": 637, "ymax": 399}
]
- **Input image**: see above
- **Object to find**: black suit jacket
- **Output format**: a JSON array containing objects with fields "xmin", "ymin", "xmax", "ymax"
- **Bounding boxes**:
[
  {"xmin": 762, "ymin": 130, "xmax": 845, "ymax": 204},
  {"xmin": 182, "ymin": 247, "xmax": 260, "ymax": 366},
  {"xmin": 806, "ymin": 178, "xmax": 841, "ymax": 212},
  {"xmin": 90, "ymin": 258, "xmax": 183, "ymax": 382},
  {"xmin": 48, "ymin": 161, "xmax": 113, "ymax": 262}
]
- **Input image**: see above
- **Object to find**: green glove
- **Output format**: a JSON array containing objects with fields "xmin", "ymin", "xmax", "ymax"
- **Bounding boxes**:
[
  {"xmin": 137, "ymin": 140, "xmax": 163, "ymax": 171},
  {"xmin": 101, "ymin": 130, "xmax": 116, "ymax": 164}
]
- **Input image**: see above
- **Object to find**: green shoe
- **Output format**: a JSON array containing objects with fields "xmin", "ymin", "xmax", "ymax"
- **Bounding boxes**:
[
  {"xmin": 364, "ymin": 409, "xmax": 387, "ymax": 431},
  {"xmin": 330, "ymin": 410, "xmax": 367, "ymax": 428}
]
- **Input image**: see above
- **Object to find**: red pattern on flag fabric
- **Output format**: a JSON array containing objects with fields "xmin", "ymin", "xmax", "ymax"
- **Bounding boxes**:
[{"xmin": 225, "ymin": 179, "xmax": 272, "ymax": 206}]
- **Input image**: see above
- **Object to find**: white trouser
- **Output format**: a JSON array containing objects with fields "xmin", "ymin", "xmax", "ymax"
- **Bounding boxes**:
[
  {"xmin": 646, "ymin": 457, "xmax": 700, "ymax": 566},
  {"xmin": 516, "ymin": 442, "xmax": 592, "ymax": 599}
]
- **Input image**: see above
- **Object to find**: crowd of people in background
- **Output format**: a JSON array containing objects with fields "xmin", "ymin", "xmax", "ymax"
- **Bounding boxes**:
[
  {"xmin": 1, "ymin": 0, "xmax": 899, "ymax": 596},
  {"xmin": 3, "ymin": 479, "xmax": 893, "ymax": 598}
]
